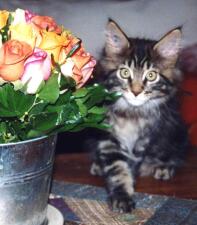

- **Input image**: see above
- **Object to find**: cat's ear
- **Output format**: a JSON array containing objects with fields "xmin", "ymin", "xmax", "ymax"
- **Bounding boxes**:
[
  {"xmin": 154, "ymin": 28, "xmax": 182, "ymax": 61},
  {"xmin": 105, "ymin": 19, "xmax": 130, "ymax": 56}
]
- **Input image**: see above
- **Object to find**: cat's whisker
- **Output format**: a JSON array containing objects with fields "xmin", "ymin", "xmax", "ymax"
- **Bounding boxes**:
[{"xmin": 144, "ymin": 91, "xmax": 152, "ymax": 95}]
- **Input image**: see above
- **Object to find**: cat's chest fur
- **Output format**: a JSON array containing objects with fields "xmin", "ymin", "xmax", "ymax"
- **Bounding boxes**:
[{"xmin": 110, "ymin": 114, "xmax": 149, "ymax": 153}]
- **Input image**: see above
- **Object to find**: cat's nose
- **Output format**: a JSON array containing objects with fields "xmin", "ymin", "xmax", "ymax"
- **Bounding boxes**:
[
  {"xmin": 131, "ymin": 82, "xmax": 143, "ymax": 96},
  {"xmin": 132, "ymin": 90, "xmax": 142, "ymax": 96}
]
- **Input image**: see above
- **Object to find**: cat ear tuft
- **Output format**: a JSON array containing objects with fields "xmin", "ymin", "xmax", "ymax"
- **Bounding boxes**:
[
  {"xmin": 105, "ymin": 19, "xmax": 130, "ymax": 56},
  {"xmin": 154, "ymin": 28, "xmax": 182, "ymax": 59}
]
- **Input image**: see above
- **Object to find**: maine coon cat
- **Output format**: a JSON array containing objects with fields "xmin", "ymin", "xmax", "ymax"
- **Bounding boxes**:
[{"xmin": 90, "ymin": 20, "xmax": 188, "ymax": 213}]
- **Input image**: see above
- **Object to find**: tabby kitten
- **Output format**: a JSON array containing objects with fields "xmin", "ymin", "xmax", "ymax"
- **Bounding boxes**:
[{"xmin": 90, "ymin": 20, "xmax": 188, "ymax": 213}]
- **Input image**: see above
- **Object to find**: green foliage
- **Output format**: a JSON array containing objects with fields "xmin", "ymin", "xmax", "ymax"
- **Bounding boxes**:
[
  {"xmin": 0, "ymin": 13, "xmax": 13, "ymax": 43},
  {"xmin": 0, "ymin": 74, "xmax": 119, "ymax": 143},
  {"xmin": 38, "ymin": 73, "xmax": 59, "ymax": 103}
]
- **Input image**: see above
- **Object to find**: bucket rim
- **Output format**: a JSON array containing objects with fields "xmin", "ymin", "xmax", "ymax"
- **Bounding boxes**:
[{"xmin": 0, "ymin": 135, "xmax": 51, "ymax": 146}]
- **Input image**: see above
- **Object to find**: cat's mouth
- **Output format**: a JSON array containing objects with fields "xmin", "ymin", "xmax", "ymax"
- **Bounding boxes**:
[{"xmin": 122, "ymin": 89, "xmax": 150, "ymax": 107}]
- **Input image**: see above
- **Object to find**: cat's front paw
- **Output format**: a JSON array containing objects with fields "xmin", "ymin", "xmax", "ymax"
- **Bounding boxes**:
[
  {"xmin": 153, "ymin": 167, "xmax": 175, "ymax": 180},
  {"xmin": 108, "ymin": 193, "xmax": 135, "ymax": 213},
  {"xmin": 90, "ymin": 162, "xmax": 102, "ymax": 176}
]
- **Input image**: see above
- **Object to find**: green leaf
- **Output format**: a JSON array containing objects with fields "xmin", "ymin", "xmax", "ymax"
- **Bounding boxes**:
[
  {"xmin": 85, "ymin": 113, "xmax": 105, "ymax": 123},
  {"xmin": 85, "ymin": 88, "xmax": 108, "ymax": 108},
  {"xmin": 29, "ymin": 101, "xmax": 48, "ymax": 116},
  {"xmin": 56, "ymin": 90, "xmax": 72, "ymax": 105},
  {"xmin": 30, "ymin": 112, "xmax": 58, "ymax": 132},
  {"xmin": 0, "ymin": 84, "xmax": 35, "ymax": 117},
  {"xmin": 73, "ymin": 88, "xmax": 88, "ymax": 98},
  {"xmin": 88, "ymin": 106, "xmax": 107, "ymax": 114},
  {"xmin": 46, "ymin": 99, "xmax": 80, "ymax": 125},
  {"xmin": 6, "ymin": 119, "xmax": 29, "ymax": 142},
  {"xmin": 27, "ymin": 130, "xmax": 45, "ymax": 139},
  {"xmin": 38, "ymin": 74, "xmax": 59, "ymax": 103},
  {"xmin": 59, "ymin": 75, "xmax": 76, "ymax": 90},
  {"xmin": 0, "ymin": 120, "xmax": 20, "ymax": 143},
  {"xmin": 0, "ymin": 121, "xmax": 7, "ymax": 134},
  {"xmin": 76, "ymin": 99, "xmax": 87, "ymax": 116}
]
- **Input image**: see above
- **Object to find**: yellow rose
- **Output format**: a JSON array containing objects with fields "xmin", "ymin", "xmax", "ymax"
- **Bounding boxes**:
[
  {"xmin": 39, "ymin": 30, "xmax": 69, "ymax": 62},
  {"xmin": 0, "ymin": 10, "xmax": 9, "ymax": 29},
  {"xmin": 10, "ymin": 23, "xmax": 36, "ymax": 48}
]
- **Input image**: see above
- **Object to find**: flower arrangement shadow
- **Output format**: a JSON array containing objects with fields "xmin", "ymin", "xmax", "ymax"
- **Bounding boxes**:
[{"xmin": 0, "ymin": 9, "xmax": 118, "ymax": 143}]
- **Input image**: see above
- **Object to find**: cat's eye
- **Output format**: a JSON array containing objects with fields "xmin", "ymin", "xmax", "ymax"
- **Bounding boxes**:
[
  {"xmin": 146, "ymin": 71, "xmax": 158, "ymax": 82},
  {"xmin": 119, "ymin": 68, "xmax": 131, "ymax": 79}
]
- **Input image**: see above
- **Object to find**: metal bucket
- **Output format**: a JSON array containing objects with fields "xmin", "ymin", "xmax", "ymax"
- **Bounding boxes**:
[{"xmin": 0, "ymin": 135, "xmax": 57, "ymax": 225}]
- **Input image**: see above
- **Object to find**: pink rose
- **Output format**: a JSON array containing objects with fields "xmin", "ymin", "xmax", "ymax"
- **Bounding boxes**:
[
  {"xmin": 77, "ymin": 57, "xmax": 96, "ymax": 88},
  {"xmin": 25, "ymin": 10, "xmax": 35, "ymax": 22},
  {"xmin": 21, "ymin": 48, "xmax": 51, "ymax": 94}
]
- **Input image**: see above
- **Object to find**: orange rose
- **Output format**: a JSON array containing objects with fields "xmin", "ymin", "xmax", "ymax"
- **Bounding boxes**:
[
  {"xmin": 60, "ymin": 36, "xmax": 96, "ymax": 88},
  {"xmin": 0, "ymin": 40, "xmax": 33, "ymax": 81},
  {"xmin": 39, "ymin": 30, "xmax": 69, "ymax": 62},
  {"xmin": 31, "ymin": 15, "xmax": 62, "ymax": 34}
]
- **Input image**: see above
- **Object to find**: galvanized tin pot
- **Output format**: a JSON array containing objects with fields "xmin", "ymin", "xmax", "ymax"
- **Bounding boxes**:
[{"xmin": 0, "ymin": 135, "xmax": 57, "ymax": 225}]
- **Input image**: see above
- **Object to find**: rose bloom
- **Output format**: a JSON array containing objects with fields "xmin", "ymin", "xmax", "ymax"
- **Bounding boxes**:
[
  {"xmin": 0, "ymin": 40, "xmax": 33, "ymax": 81},
  {"xmin": 10, "ymin": 9, "xmax": 42, "ymax": 47},
  {"xmin": 39, "ymin": 30, "xmax": 70, "ymax": 62},
  {"xmin": 12, "ymin": 8, "xmax": 27, "ymax": 25},
  {"xmin": 60, "ymin": 37, "xmax": 96, "ymax": 88},
  {"xmin": 25, "ymin": 10, "xmax": 35, "ymax": 22},
  {"xmin": 10, "ymin": 23, "xmax": 37, "ymax": 48},
  {"xmin": 31, "ymin": 15, "xmax": 61, "ymax": 34},
  {"xmin": 21, "ymin": 48, "xmax": 51, "ymax": 94},
  {"xmin": 12, "ymin": 9, "xmax": 61, "ymax": 34},
  {"xmin": 0, "ymin": 10, "xmax": 9, "ymax": 29}
]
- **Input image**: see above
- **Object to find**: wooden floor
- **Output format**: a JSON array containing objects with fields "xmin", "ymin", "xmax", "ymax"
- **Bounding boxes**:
[{"xmin": 53, "ymin": 147, "xmax": 197, "ymax": 200}]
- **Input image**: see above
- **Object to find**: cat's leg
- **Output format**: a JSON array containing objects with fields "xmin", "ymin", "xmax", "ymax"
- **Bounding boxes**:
[
  {"xmin": 97, "ymin": 139, "xmax": 136, "ymax": 213},
  {"xmin": 139, "ymin": 147, "xmax": 185, "ymax": 181},
  {"xmin": 139, "ymin": 128, "xmax": 187, "ymax": 181}
]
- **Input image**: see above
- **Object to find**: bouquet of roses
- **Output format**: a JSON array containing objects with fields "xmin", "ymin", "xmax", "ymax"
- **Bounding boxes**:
[{"xmin": 0, "ymin": 9, "xmax": 117, "ymax": 143}]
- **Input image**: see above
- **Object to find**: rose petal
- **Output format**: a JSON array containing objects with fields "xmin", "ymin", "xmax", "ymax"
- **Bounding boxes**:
[
  {"xmin": 25, "ymin": 10, "xmax": 35, "ymax": 23},
  {"xmin": 0, "ymin": 61, "xmax": 24, "ymax": 81},
  {"xmin": 60, "ymin": 58, "xmax": 74, "ymax": 77},
  {"xmin": 0, "ymin": 10, "xmax": 9, "ymax": 29},
  {"xmin": 0, "ymin": 40, "xmax": 33, "ymax": 81},
  {"xmin": 31, "ymin": 15, "xmax": 62, "ymax": 34},
  {"xmin": 21, "ymin": 48, "xmax": 51, "ymax": 93},
  {"xmin": 12, "ymin": 8, "xmax": 26, "ymax": 25},
  {"xmin": 77, "ymin": 58, "xmax": 96, "ymax": 88},
  {"xmin": 72, "ymin": 54, "xmax": 91, "ymax": 69}
]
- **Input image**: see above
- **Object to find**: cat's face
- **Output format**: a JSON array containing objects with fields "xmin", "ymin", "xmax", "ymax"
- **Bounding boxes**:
[
  {"xmin": 116, "ymin": 58, "xmax": 165, "ymax": 106},
  {"xmin": 101, "ymin": 20, "xmax": 182, "ymax": 108}
]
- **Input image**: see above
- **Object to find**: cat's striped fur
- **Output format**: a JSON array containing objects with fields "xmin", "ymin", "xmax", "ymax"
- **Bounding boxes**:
[{"xmin": 90, "ymin": 20, "xmax": 188, "ymax": 213}]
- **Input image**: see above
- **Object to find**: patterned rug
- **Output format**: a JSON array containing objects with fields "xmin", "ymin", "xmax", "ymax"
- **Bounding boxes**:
[{"xmin": 50, "ymin": 180, "xmax": 197, "ymax": 225}]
